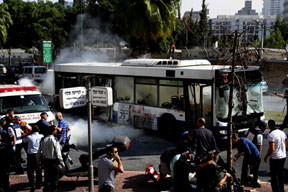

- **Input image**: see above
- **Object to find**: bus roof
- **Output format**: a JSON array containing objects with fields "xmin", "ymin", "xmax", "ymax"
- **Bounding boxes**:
[{"xmin": 54, "ymin": 59, "xmax": 260, "ymax": 80}]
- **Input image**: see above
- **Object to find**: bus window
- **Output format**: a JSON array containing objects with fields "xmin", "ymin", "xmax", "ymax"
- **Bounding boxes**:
[
  {"xmin": 114, "ymin": 77, "xmax": 134, "ymax": 103},
  {"xmin": 159, "ymin": 80, "xmax": 184, "ymax": 110},
  {"xmin": 135, "ymin": 78, "xmax": 157, "ymax": 106}
]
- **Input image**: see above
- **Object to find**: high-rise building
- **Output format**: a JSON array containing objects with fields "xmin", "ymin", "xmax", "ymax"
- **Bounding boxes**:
[
  {"xmin": 236, "ymin": 0, "xmax": 258, "ymax": 15},
  {"xmin": 210, "ymin": 1, "xmax": 276, "ymax": 42},
  {"xmin": 263, "ymin": 0, "xmax": 285, "ymax": 17},
  {"xmin": 283, "ymin": 0, "xmax": 288, "ymax": 21}
]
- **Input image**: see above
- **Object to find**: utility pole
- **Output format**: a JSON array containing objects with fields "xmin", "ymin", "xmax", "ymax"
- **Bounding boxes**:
[
  {"xmin": 227, "ymin": 30, "xmax": 238, "ymax": 192},
  {"xmin": 260, "ymin": 23, "xmax": 264, "ymax": 59},
  {"xmin": 87, "ymin": 80, "xmax": 94, "ymax": 192}
]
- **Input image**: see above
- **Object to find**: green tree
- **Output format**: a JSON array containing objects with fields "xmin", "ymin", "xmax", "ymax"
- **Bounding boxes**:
[
  {"xmin": 114, "ymin": 0, "xmax": 179, "ymax": 53},
  {"xmin": 0, "ymin": 3, "xmax": 12, "ymax": 45},
  {"xmin": 199, "ymin": 0, "xmax": 208, "ymax": 47},
  {"xmin": 32, "ymin": 1, "xmax": 68, "ymax": 57},
  {"xmin": 264, "ymin": 28, "xmax": 287, "ymax": 49}
]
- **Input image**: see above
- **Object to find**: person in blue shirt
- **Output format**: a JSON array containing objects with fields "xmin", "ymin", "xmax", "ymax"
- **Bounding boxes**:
[
  {"xmin": 23, "ymin": 124, "xmax": 43, "ymax": 191},
  {"xmin": 55, "ymin": 112, "xmax": 69, "ymax": 147},
  {"xmin": 233, "ymin": 133, "xmax": 261, "ymax": 188},
  {"xmin": 36, "ymin": 112, "xmax": 51, "ymax": 137}
]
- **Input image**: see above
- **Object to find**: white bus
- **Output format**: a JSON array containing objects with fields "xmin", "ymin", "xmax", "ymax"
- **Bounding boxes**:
[{"xmin": 54, "ymin": 59, "xmax": 264, "ymax": 141}]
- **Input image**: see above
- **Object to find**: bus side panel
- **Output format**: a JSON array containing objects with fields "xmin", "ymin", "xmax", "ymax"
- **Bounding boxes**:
[{"xmin": 113, "ymin": 102, "xmax": 185, "ymax": 131}]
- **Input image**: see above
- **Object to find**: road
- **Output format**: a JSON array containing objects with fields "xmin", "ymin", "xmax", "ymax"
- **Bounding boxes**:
[
  {"xmin": 263, "ymin": 94, "xmax": 286, "ymax": 112},
  {"xmin": 34, "ymin": 94, "xmax": 288, "ymax": 185}
]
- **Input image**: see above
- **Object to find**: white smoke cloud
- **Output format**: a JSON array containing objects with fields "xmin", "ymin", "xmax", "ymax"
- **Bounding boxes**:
[
  {"xmin": 39, "ymin": 69, "xmax": 54, "ymax": 95},
  {"xmin": 18, "ymin": 77, "xmax": 35, "ymax": 87},
  {"xmin": 54, "ymin": 13, "xmax": 129, "ymax": 64},
  {"xmin": 63, "ymin": 115, "xmax": 143, "ymax": 146}
]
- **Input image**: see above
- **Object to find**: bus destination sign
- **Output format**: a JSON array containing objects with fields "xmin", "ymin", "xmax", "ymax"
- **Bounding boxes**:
[
  {"xmin": 59, "ymin": 87, "xmax": 87, "ymax": 109},
  {"xmin": 91, "ymin": 87, "xmax": 113, "ymax": 107}
]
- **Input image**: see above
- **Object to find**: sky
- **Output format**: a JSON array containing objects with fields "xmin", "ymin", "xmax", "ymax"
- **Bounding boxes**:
[{"xmin": 181, "ymin": 0, "xmax": 263, "ymax": 18}]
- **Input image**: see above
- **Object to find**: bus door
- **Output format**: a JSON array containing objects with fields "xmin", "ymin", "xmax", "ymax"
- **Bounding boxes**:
[
  {"xmin": 184, "ymin": 82, "xmax": 200, "ymax": 128},
  {"xmin": 200, "ymin": 85, "xmax": 212, "ymax": 127},
  {"xmin": 184, "ymin": 82, "xmax": 212, "ymax": 129}
]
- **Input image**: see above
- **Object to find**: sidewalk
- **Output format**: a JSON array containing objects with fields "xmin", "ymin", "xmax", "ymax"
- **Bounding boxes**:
[{"xmin": 9, "ymin": 171, "xmax": 288, "ymax": 192}]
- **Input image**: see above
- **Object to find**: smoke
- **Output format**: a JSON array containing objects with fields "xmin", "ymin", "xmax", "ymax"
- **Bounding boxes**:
[
  {"xmin": 64, "ymin": 115, "xmax": 143, "ymax": 146},
  {"xmin": 39, "ymin": 69, "xmax": 54, "ymax": 95},
  {"xmin": 54, "ymin": 14, "xmax": 129, "ymax": 64},
  {"xmin": 18, "ymin": 78, "xmax": 35, "ymax": 87},
  {"xmin": 39, "ymin": 14, "xmax": 143, "ymax": 146}
]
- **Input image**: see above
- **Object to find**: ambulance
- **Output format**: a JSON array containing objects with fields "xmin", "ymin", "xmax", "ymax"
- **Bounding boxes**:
[{"xmin": 0, "ymin": 85, "xmax": 54, "ymax": 124}]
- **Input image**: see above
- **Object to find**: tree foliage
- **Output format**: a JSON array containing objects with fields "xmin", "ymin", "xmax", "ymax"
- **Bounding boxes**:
[
  {"xmin": 264, "ymin": 28, "xmax": 287, "ymax": 49},
  {"xmin": 0, "ymin": 3, "xmax": 12, "ymax": 45},
  {"xmin": 114, "ymin": 0, "xmax": 180, "ymax": 52},
  {"xmin": 0, "ymin": 0, "xmax": 209, "ymax": 55}
]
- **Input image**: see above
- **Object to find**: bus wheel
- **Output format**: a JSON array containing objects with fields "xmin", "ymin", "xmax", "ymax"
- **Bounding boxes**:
[{"xmin": 158, "ymin": 113, "xmax": 177, "ymax": 138}]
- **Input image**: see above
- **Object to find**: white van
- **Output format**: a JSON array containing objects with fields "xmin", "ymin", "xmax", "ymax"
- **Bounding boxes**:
[
  {"xmin": 0, "ymin": 85, "xmax": 54, "ymax": 124},
  {"xmin": 23, "ymin": 66, "xmax": 47, "ymax": 82}
]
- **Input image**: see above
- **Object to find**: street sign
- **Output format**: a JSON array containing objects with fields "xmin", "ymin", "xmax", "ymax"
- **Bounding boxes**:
[
  {"xmin": 43, "ymin": 41, "xmax": 52, "ymax": 63},
  {"xmin": 59, "ymin": 87, "xmax": 87, "ymax": 109},
  {"xmin": 91, "ymin": 87, "xmax": 113, "ymax": 107}
]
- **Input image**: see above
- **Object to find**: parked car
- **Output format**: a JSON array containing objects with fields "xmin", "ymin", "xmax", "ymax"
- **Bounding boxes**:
[
  {"xmin": 261, "ymin": 80, "xmax": 268, "ymax": 93},
  {"xmin": 22, "ymin": 66, "xmax": 47, "ymax": 82}
]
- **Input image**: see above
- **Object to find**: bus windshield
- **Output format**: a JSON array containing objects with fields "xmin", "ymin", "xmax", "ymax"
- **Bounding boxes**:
[
  {"xmin": 0, "ymin": 94, "xmax": 49, "ymax": 114},
  {"xmin": 216, "ymin": 70, "xmax": 264, "ymax": 121}
]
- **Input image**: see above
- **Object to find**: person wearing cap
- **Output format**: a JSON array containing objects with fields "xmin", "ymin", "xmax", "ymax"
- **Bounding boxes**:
[
  {"xmin": 37, "ymin": 125, "xmax": 64, "ymax": 192},
  {"xmin": 233, "ymin": 133, "xmax": 261, "ymax": 188},
  {"xmin": 23, "ymin": 124, "xmax": 43, "ymax": 191},
  {"xmin": 36, "ymin": 112, "xmax": 50, "ymax": 137},
  {"xmin": 10, "ymin": 116, "xmax": 24, "ymax": 174},
  {"xmin": 55, "ymin": 112, "xmax": 70, "ymax": 147}
]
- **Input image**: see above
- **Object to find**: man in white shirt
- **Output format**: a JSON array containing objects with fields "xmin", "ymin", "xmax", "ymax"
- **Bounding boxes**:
[
  {"xmin": 23, "ymin": 124, "xmax": 43, "ymax": 191},
  {"xmin": 264, "ymin": 120, "xmax": 288, "ymax": 192},
  {"xmin": 37, "ymin": 125, "xmax": 64, "ymax": 192}
]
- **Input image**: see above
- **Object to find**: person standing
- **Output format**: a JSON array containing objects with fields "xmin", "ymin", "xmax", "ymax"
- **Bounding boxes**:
[
  {"xmin": 4, "ymin": 109, "xmax": 14, "ymax": 126},
  {"xmin": 264, "ymin": 120, "xmax": 288, "ymax": 192},
  {"xmin": 246, "ymin": 120, "xmax": 267, "ymax": 154},
  {"xmin": 98, "ymin": 146, "xmax": 124, "ymax": 192},
  {"xmin": 10, "ymin": 116, "xmax": 24, "ymax": 174},
  {"xmin": 37, "ymin": 125, "xmax": 65, "ymax": 192},
  {"xmin": 0, "ymin": 118, "xmax": 13, "ymax": 192},
  {"xmin": 233, "ymin": 133, "xmax": 261, "ymax": 188},
  {"xmin": 23, "ymin": 124, "xmax": 43, "ymax": 191},
  {"xmin": 272, "ymin": 90, "xmax": 288, "ymax": 129},
  {"xmin": 55, "ymin": 112, "xmax": 69, "ymax": 147},
  {"xmin": 36, "ymin": 112, "xmax": 51, "ymax": 137},
  {"xmin": 191, "ymin": 118, "xmax": 217, "ymax": 159}
]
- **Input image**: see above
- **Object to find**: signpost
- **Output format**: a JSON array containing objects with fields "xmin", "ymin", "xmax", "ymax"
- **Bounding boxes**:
[
  {"xmin": 59, "ymin": 87, "xmax": 87, "ymax": 109},
  {"xmin": 59, "ymin": 85, "xmax": 113, "ymax": 192},
  {"xmin": 91, "ymin": 87, "xmax": 113, "ymax": 107},
  {"xmin": 43, "ymin": 41, "xmax": 52, "ymax": 64}
]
